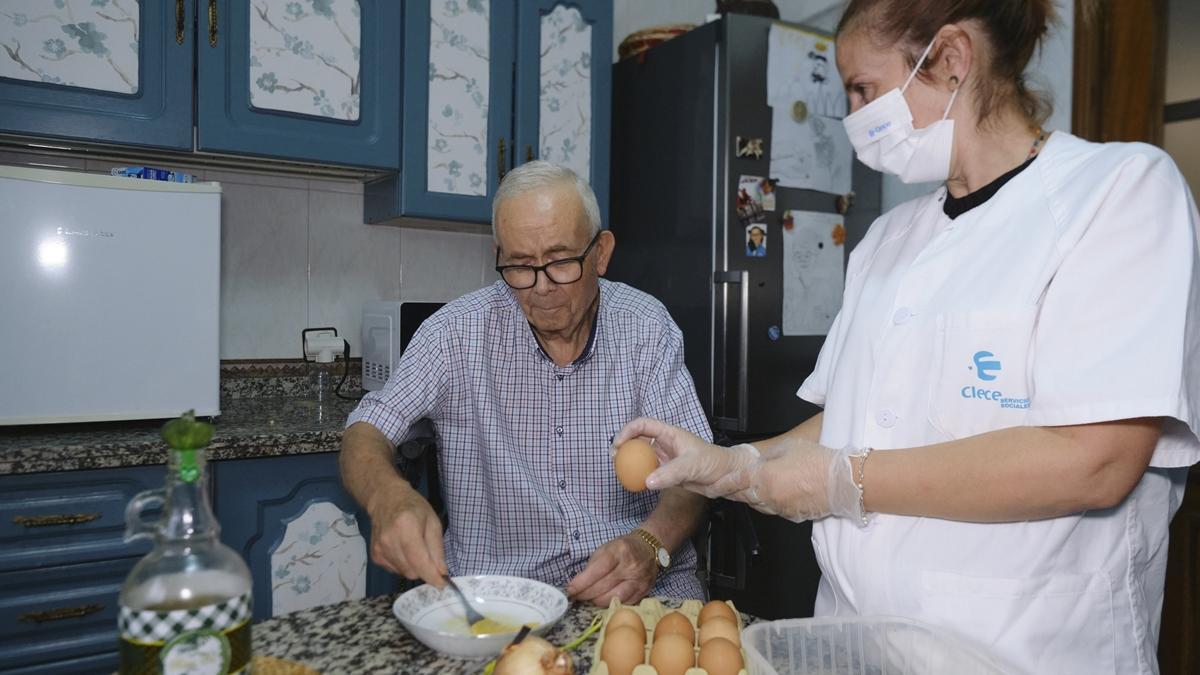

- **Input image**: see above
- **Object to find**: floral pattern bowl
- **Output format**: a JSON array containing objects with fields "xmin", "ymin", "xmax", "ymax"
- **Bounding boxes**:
[{"xmin": 392, "ymin": 575, "xmax": 569, "ymax": 658}]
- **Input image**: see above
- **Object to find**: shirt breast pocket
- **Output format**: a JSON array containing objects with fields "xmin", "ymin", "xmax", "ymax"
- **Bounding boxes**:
[
  {"xmin": 928, "ymin": 308, "xmax": 1037, "ymax": 440},
  {"xmin": 920, "ymin": 569, "xmax": 1117, "ymax": 675}
]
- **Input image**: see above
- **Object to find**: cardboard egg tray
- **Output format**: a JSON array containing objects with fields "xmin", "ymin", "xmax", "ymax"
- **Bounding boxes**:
[{"xmin": 588, "ymin": 597, "xmax": 749, "ymax": 675}]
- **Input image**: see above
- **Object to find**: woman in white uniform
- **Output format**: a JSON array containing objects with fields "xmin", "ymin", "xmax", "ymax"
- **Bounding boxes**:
[{"xmin": 615, "ymin": 1, "xmax": 1200, "ymax": 673}]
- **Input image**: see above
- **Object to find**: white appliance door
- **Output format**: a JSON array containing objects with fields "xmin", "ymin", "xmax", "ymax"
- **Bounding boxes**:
[{"xmin": 0, "ymin": 168, "xmax": 221, "ymax": 424}]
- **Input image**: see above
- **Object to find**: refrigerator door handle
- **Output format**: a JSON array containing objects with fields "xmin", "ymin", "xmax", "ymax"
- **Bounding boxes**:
[{"xmin": 713, "ymin": 270, "xmax": 749, "ymax": 432}]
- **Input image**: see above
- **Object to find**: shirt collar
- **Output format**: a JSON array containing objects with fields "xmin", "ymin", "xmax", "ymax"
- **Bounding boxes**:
[{"xmin": 509, "ymin": 279, "xmax": 608, "ymax": 367}]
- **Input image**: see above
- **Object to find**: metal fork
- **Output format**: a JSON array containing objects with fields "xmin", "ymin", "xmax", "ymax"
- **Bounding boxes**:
[{"xmin": 443, "ymin": 575, "xmax": 488, "ymax": 628}]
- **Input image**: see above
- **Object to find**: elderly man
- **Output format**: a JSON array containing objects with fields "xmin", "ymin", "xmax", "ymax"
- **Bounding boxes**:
[{"xmin": 341, "ymin": 161, "xmax": 711, "ymax": 604}]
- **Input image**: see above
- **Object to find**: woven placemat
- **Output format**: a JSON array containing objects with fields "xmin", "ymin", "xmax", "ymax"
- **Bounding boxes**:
[{"xmin": 251, "ymin": 655, "xmax": 321, "ymax": 675}]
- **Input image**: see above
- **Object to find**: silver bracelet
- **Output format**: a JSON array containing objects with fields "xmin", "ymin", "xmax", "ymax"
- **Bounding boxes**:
[{"xmin": 851, "ymin": 447, "xmax": 873, "ymax": 527}]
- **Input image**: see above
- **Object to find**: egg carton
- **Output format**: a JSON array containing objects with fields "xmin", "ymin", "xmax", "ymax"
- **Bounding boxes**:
[{"xmin": 588, "ymin": 597, "xmax": 752, "ymax": 675}]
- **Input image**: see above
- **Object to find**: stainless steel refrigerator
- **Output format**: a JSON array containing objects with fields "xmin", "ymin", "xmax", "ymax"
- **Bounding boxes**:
[{"xmin": 607, "ymin": 14, "xmax": 881, "ymax": 617}]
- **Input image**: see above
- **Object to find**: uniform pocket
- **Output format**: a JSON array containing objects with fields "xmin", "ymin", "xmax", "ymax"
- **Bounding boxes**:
[
  {"xmin": 810, "ymin": 534, "xmax": 844, "ymax": 616},
  {"xmin": 920, "ymin": 569, "xmax": 1116, "ymax": 675},
  {"xmin": 928, "ymin": 308, "xmax": 1037, "ymax": 439}
]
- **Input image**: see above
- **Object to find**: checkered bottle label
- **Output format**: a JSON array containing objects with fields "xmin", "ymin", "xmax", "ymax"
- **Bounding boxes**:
[{"xmin": 118, "ymin": 593, "xmax": 252, "ymax": 674}]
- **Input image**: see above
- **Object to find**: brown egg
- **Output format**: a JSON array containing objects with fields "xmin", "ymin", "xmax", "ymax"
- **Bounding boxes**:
[
  {"xmin": 649, "ymin": 633, "xmax": 695, "ymax": 675},
  {"xmin": 600, "ymin": 625, "xmax": 645, "ymax": 675},
  {"xmin": 698, "ymin": 600, "xmax": 738, "ymax": 627},
  {"xmin": 605, "ymin": 608, "xmax": 646, "ymax": 640},
  {"xmin": 614, "ymin": 438, "xmax": 657, "ymax": 491},
  {"xmin": 652, "ymin": 611, "xmax": 695, "ymax": 643},
  {"xmin": 698, "ymin": 636, "xmax": 744, "ymax": 675},
  {"xmin": 699, "ymin": 616, "xmax": 741, "ymax": 647}
]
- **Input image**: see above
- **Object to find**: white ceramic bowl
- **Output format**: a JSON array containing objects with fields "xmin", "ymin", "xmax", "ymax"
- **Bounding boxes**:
[{"xmin": 392, "ymin": 575, "xmax": 569, "ymax": 658}]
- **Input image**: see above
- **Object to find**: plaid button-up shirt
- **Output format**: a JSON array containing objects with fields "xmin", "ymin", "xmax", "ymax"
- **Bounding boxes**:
[{"xmin": 347, "ymin": 279, "xmax": 711, "ymax": 598}]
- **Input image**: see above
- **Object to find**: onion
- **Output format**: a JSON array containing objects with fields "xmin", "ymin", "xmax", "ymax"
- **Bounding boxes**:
[{"xmin": 493, "ymin": 635, "xmax": 574, "ymax": 675}]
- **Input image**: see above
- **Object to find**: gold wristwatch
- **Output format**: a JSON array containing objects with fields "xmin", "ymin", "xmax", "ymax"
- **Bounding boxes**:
[{"xmin": 632, "ymin": 528, "xmax": 670, "ymax": 572}]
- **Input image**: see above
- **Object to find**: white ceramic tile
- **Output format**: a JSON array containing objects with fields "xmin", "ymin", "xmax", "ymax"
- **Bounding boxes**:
[
  {"xmin": 308, "ymin": 190, "xmax": 402, "ymax": 357},
  {"xmin": 479, "ymin": 234, "xmax": 500, "ymax": 287},
  {"xmin": 399, "ymin": 228, "xmax": 492, "ymax": 303},
  {"xmin": 219, "ymin": 182, "xmax": 309, "ymax": 359},
  {"xmin": 0, "ymin": 150, "xmax": 86, "ymax": 171},
  {"xmin": 307, "ymin": 177, "xmax": 364, "ymax": 195},
  {"xmin": 205, "ymin": 168, "xmax": 310, "ymax": 191}
]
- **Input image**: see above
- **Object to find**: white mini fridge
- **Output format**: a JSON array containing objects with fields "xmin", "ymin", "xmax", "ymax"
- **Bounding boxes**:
[{"xmin": 0, "ymin": 166, "xmax": 221, "ymax": 425}]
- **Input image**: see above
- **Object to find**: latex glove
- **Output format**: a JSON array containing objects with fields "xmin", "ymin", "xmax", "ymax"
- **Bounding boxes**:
[
  {"xmin": 614, "ymin": 418, "xmax": 869, "ymax": 524},
  {"xmin": 613, "ymin": 418, "xmax": 759, "ymax": 497},
  {"xmin": 731, "ymin": 443, "xmax": 870, "ymax": 523}
]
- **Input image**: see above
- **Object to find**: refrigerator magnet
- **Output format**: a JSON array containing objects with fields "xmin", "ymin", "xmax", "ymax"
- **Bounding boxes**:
[
  {"xmin": 761, "ymin": 178, "xmax": 777, "ymax": 211},
  {"xmin": 736, "ymin": 175, "xmax": 767, "ymax": 225},
  {"xmin": 735, "ymin": 136, "xmax": 765, "ymax": 159},
  {"xmin": 746, "ymin": 224, "xmax": 767, "ymax": 257},
  {"xmin": 768, "ymin": 325, "xmax": 782, "ymax": 341}
]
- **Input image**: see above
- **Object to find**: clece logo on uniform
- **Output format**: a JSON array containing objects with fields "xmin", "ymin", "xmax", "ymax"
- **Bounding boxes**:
[
  {"xmin": 973, "ymin": 351, "xmax": 1001, "ymax": 381},
  {"xmin": 961, "ymin": 350, "xmax": 1030, "ymax": 409}
]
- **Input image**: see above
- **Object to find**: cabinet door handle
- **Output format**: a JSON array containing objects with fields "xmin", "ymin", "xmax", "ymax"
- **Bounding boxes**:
[
  {"xmin": 19, "ymin": 604, "xmax": 104, "ymax": 623},
  {"xmin": 208, "ymin": 0, "xmax": 218, "ymax": 47},
  {"xmin": 13, "ymin": 513, "xmax": 101, "ymax": 528},
  {"xmin": 497, "ymin": 137, "xmax": 507, "ymax": 183},
  {"xmin": 525, "ymin": 145, "xmax": 535, "ymax": 163},
  {"xmin": 176, "ymin": 0, "xmax": 186, "ymax": 45}
]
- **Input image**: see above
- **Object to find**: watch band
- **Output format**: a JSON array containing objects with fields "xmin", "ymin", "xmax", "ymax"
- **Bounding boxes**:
[{"xmin": 632, "ymin": 528, "xmax": 670, "ymax": 571}]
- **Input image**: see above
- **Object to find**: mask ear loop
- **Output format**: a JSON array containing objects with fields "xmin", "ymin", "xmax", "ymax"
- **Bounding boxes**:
[
  {"xmin": 901, "ymin": 36, "xmax": 940, "ymax": 93},
  {"xmin": 942, "ymin": 75, "xmax": 960, "ymax": 120}
]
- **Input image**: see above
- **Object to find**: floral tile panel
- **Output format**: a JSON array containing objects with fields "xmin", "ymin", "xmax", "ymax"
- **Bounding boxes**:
[
  {"xmin": 250, "ymin": 0, "xmax": 361, "ymax": 121},
  {"xmin": 271, "ymin": 500, "xmax": 368, "ymax": 616},
  {"xmin": 427, "ymin": 0, "xmax": 490, "ymax": 196},
  {"xmin": 539, "ymin": 5, "xmax": 591, "ymax": 182},
  {"xmin": 0, "ymin": 0, "xmax": 140, "ymax": 94}
]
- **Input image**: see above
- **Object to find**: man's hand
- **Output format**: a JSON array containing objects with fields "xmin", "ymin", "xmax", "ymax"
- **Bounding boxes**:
[
  {"xmin": 367, "ymin": 486, "xmax": 447, "ymax": 589},
  {"xmin": 565, "ymin": 534, "xmax": 657, "ymax": 606}
]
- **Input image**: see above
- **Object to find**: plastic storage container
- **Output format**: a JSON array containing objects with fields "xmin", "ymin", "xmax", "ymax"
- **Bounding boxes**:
[{"xmin": 741, "ymin": 616, "xmax": 1012, "ymax": 675}]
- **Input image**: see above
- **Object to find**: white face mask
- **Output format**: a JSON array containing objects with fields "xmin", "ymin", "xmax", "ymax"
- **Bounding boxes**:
[{"xmin": 843, "ymin": 37, "xmax": 959, "ymax": 184}]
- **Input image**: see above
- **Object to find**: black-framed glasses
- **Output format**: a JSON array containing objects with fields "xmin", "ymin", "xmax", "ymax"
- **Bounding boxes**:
[{"xmin": 495, "ymin": 231, "xmax": 602, "ymax": 290}]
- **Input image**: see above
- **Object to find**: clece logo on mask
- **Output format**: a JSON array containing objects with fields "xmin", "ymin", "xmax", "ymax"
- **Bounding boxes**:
[
  {"xmin": 867, "ymin": 121, "xmax": 892, "ymax": 139},
  {"xmin": 961, "ymin": 350, "xmax": 1030, "ymax": 409}
]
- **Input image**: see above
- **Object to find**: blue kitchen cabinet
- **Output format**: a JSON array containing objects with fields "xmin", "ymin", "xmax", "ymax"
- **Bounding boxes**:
[
  {"xmin": 213, "ymin": 452, "xmax": 395, "ymax": 622},
  {"xmin": 0, "ymin": 0, "xmax": 195, "ymax": 150},
  {"xmin": 0, "ymin": 559, "xmax": 137, "ymax": 673},
  {"xmin": 515, "ymin": 0, "xmax": 612, "ymax": 227},
  {"xmin": 0, "ymin": 465, "xmax": 161, "ymax": 573},
  {"xmin": 366, "ymin": 0, "xmax": 612, "ymax": 226},
  {"xmin": 196, "ymin": 0, "xmax": 401, "ymax": 169},
  {"xmin": 0, "ymin": 465, "xmax": 164, "ymax": 673},
  {"xmin": 366, "ymin": 0, "xmax": 517, "ymax": 223}
]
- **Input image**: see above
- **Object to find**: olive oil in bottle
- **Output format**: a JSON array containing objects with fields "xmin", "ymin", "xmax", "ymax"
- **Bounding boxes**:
[{"xmin": 118, "ymin": 411, "xmax": 253, "ymax": 674}]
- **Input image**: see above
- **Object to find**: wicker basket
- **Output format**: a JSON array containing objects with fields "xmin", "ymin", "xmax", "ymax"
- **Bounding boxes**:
[{"xmin": 618, "ymin": 24, "xmax": 696, "ymax": 61}]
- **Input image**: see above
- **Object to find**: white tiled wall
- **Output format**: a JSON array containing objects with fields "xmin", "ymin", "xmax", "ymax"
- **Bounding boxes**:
[{"xmin": 0, "ymin": 154, "xmax": 498, "ymax": 359}]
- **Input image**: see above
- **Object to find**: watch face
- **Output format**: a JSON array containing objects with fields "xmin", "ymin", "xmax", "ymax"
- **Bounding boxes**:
[{"xmin": 657, "ymin": 548, "xmax": 671, "ymax": 568}]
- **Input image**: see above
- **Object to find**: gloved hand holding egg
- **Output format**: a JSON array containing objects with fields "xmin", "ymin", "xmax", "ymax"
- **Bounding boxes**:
[{"xmin": 612, "ymin": 417, "xmax": 865, "ymax": 524}]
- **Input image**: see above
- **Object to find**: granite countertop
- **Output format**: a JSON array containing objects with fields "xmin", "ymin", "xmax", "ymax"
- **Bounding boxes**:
[
  {"xmin": 0, "ymin": 396, "xmax": 361, "ymax": 475},
  {"xmin": 252, "ymin": 594, "xmax": 762, "ymax": 674}
]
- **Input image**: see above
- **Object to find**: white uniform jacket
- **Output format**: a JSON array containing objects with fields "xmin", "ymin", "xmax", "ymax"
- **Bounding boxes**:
[{"xmin": 799, "ymin": 131, "xmax": 1200, "ymax": 675}]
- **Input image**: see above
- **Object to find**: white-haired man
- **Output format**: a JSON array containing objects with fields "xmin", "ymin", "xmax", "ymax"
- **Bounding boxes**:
[{"xmin": 341, "ymin": 161, "xmax": 711, "ymax": 604}]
